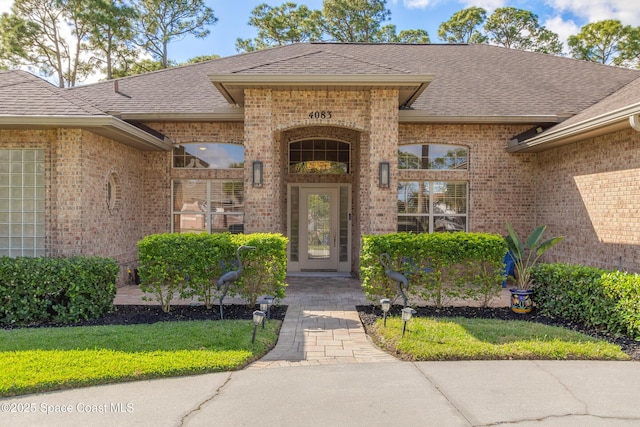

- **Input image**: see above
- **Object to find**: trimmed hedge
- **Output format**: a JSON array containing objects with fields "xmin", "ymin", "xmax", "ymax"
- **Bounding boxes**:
[
  {"xmin": 0, "ymin": 256, "xmax": 118, "ymax": 326},
  {"xmin": 532, "ymin": 263, "xmax": 640, "ymax": 339},
  {"xmin": 137, "ymin": 233, "xmax": 287, "ymax": 312},
  {"xmin": 360, "ymin": 232, "xmax": 507, "ymax": 307}
]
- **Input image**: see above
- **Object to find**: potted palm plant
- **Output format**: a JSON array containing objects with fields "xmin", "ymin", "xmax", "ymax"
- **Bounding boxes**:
[{"xmin": 505, "ymin": 223, "xmax": 564, "ymax": 313}]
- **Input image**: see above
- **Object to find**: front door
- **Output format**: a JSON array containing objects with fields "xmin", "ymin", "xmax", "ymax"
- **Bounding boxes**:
[
  {"xmin": 288, "ymin": 184, "xmax": 351, "ymax": 272},
  {"xmin": 299, "ymin": 187, "xmax": 339, "ymax": 270}
]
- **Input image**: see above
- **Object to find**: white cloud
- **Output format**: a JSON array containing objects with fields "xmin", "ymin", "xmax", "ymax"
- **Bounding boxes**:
[
  {"xmin": 544, "ymin": 15, "xmax": 580, "ymax": 53},
  {"xmin": 545, "ymin": 0, "xmax": 640, "ymax": 26},
  {"xmin": 460, "ymin": 0, "xmax": 506, "ymax": 12},
  {"xmin": 403, "ymin": 0, "xmax": 438, "ymax": 9},
  {"xmin": 0, "ymin": 0, "xmax": 14, "ymax": 14}
]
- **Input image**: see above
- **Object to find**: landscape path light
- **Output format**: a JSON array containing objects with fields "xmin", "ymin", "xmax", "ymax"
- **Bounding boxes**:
[
  {"xmin": 252, "ymin": 310, "xmax": 265, "ymax": 344},
  {"xmin": 264, "ymin": 296, "xmax": 275, "ymax": 319},
  {"xmin": 380, "ymin": 298, "xmax": 391, "ymax": 327},
  {"xmin": 259, "ymin": 300, "xmax": 268, "ymax": 328},
  {"xmin": 401, "ymin": 307, "xmax": 417, "ymax": 338}
]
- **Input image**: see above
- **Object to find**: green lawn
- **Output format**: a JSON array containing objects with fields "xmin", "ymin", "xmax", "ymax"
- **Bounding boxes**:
[
  {"xmin": 0, "ymin": 320, "xmax": 280, "ymax": 397},
  {"xmin": 369, "ymin": 316, "xmax": 629, "ymax": 361}
]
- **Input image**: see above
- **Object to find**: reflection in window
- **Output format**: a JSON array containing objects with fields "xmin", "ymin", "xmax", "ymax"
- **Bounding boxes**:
[
  {"xmin": 398, "ymin": 181, "xmax": 467, "ymax": 233},
  {"xmin": 173, "ymin": 143, "xmax": 244, "ymax": 169},
  {"xmin": 289, "ymin": 140, "xmax": 350, "ymax": 174},
  {"xmin": 398, "ymin": 144, "xmax": 468, "ymax": 170},
  {"xmin": 172, "ymin": 179, "xmax": 244, "ymax": 233}
]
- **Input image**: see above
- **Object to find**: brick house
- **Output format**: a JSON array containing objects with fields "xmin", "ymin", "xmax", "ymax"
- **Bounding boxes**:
[{"xmin": 1, "ymin": 43, "xmax": 639, "ymax": 281}]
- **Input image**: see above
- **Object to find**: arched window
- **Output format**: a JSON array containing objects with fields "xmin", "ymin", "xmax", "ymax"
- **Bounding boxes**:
[
  {"xmin": 398, "ymin": 144, "xmax": 468, "ymax": 170},
  {"xmin": 289, "ymin": 139, "xmax": 350, "ymax": 174},
  {"xmin": 173, "ymin": 143, "xmax": 244, "ymax": 169}
]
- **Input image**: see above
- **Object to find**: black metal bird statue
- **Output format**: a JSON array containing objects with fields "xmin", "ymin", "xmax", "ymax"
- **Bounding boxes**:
[
  {"xmin": 380, "ymin": 253, "xmax": 409, "ymax": 308},
  {"xmin": 217, "ymin": 245, "xmax": 255, "ymax": 319}
]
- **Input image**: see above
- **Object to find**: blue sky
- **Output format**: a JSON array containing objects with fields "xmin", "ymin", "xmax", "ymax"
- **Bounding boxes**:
[{"xmin": 1, "ymin": 0, "xmax": 639, "ymax": 63}]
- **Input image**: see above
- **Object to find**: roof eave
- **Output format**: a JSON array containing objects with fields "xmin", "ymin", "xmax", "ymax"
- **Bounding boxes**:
[
  {"xmin": 506, "ymin": 105, "xmax": 640, "ymax": 153},
  {"xmin": 209, "ymin": 74, "xmax": 435, "ymax": 107},
  {"xmin": 398, "ymin": 112, "xmax": 569, "ymax": 124},
  {"xmin": 0, "ymin": 115, "xmax": 172, "ymax": 151}
]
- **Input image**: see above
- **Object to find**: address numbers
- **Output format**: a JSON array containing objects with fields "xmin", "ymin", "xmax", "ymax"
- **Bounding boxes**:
[{"xmin": 308, "ymin": 111, "xmax": 332, "ymax": 119}]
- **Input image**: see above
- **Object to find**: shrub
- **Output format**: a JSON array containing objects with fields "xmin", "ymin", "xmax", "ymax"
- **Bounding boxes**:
[
  {"xmin": 532, "ymin": 263, "xmax": 640, "ymax": 339},
  {"xmin": 0, "ymin": 256, "xmax": 118, "ymax": 326},
  {"xmin": 137, "ymin": 232, "xmax": 287, "ymax": 311},
  {"xmin": 360, "ymin": 232, "xmax": 507, "ymax": 307},
  {"xmin": 229, "ymin": 233, "xmax": 287, "ymax": 307}
]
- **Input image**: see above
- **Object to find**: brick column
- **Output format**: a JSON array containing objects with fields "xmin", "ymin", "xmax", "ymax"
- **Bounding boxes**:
[
  {"xmin": 359, "ymin": 89, "xmax": 398, "ymax": 236},
  {"xmin": 243, "ymin": 88, "xmax": 280, "ymax": 232}
]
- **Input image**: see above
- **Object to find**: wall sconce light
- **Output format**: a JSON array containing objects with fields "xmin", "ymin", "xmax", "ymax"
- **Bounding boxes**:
[
  {"xmin": 379, "ymin": 162, "xmax": 390, "ymax": 188},
  {"xmin": 252, "ymin": 160, "xmax": 263, "ymax": 187}
]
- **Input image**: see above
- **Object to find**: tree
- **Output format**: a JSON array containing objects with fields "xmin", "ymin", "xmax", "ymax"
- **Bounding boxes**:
[
  {"xmin": 438, "ymin": 6, "xmax": 487, "ymax": 44},
  {"xmin": 568, "ymin": 19, "xmax": 632, "ymax": 65},
  {"xmin": 184, "ymin": 54, "xmax": 220, "ymax": 64},
  {"xmin": 111, "ymin": 58, "xmax": 176, "ymax": 78},
  {"xmin": 85, "ymin": 0, "xmax": 138, "ymax": 80},
  {"xmin": 236, "ymin": 2, "xmax": 322, "ymax": 53},
  {"xmin": 132, "ymin": 0, "xmax": 217, "ymax": 69},
  {"xmin": 618, "ymin": 26, "xmax": 640, "ymax": 68},
  {"xmin": 0, "ymin": 0, "xmax": 96, "ymax": 87},
  {"xmin": 321, "ymin": 0, "xmax": 391, "ymax": 42},
  {"xmin": 484, "ymin": 7, "xmax": 562, "ymax": 54},
  {"xmin": 395, "ymin": 28, "xmax": 430, "ymax": 44}
]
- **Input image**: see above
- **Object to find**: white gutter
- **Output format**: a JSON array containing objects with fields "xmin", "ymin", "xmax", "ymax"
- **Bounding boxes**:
[
  {"xmin": 398, "ymin": 112, "xmax": 568, "ymax": 124},
  {"xmin": 507, "ymin": 103, "xmax": 640, "ymax": 152},
  {"xmin": 0, "ymin": 115, "xmax": 172, "ymax": 151}
]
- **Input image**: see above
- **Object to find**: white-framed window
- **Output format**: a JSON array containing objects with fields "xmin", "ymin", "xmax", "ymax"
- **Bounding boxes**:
[
  {"xmin": 399, "ymin": 144, "xmax": 468, "ymax": 170},
  {"xmin": 172, "ymin": 179, "xmax": 244, "ymax": 234},
  {"xmin": 398, "ymin": 181, "xmax": 467, "ymax": 233},
  {"xmin": 0, "ymin": 149, "xmax": 45, "ymax": 256},
  {"xmin": 173, "ymin": 143, "xmax": 244, "ymax": 169}
]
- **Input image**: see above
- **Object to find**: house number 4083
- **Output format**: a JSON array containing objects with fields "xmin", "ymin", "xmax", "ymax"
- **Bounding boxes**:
[{"xmin": 308, "ymin": 111, "xmax": 332, "ymax": 119}]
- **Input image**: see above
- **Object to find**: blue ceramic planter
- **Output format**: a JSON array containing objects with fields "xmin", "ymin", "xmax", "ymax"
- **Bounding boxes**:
[{"xmin": 510, "ymin": 289, "xmax": 534, "ymax": 313}]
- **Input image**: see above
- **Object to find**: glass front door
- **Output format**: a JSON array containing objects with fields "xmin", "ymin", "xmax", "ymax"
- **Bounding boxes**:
[{"xmin": 299, "ymin": 187, "xmax": 339, "ymax": 270}]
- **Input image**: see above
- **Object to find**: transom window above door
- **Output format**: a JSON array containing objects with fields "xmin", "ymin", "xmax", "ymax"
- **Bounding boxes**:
[{"xmin": 289, "ymin": 139, "xmax": 350, "ymax": 174}]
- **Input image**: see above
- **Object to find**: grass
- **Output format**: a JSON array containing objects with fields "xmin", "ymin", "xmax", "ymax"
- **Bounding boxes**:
[
  {"xmin": 370, "ymin": 316, "xmax": 630, "ymax": 361},
  {"xmin": 0, "ymin": 319, "xmax": 281, "ymax": 397}
]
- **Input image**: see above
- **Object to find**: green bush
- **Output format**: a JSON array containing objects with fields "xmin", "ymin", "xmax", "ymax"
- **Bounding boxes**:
[
  {"xmin": 137, "ymin": 233, "xmax": 287, "ymax": 312},
  {"xmin": 532, "ymin": 263, "xmax": 640, "ymax": 339},
  {"xmin": 0, "ymin": 256, "xmax": 118, "ymax": 326},
  {"xmin": 229, "ymin": 233, "xmax": 288, "ymax": 307},
  {"xmin": 360, "ymin": 232, "xmax": 507, "ymax": 307}
]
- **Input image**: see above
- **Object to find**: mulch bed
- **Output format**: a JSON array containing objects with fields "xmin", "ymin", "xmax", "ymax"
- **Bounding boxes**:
[
  {"xmin": 2, "ymin": 305, "xmax": 288, "ymax": 329},
  {"xmin": 357, "ymin": 305, "xmax": 640, "ymax": 361}
]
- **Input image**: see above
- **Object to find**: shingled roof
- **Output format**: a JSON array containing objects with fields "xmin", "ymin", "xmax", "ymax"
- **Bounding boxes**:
[
  {"xmin": 67, "ymin": 43, "xmax": 640, "ymax": 122},
  {"xmin": 0, "ymin": 70, "xmax": 107, "ymax": 116},
  {"xmin": 0, "ymin": 70, "xmax": 171, "ymax": 151}
]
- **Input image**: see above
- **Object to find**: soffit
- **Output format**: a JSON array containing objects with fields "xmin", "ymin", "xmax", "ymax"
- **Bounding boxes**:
[{"xmin": 209, "ymin": 74, "xmax": 433, "ymax": 107}]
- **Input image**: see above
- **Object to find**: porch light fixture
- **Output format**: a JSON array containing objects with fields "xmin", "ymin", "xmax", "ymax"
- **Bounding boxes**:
[
  {"xmin": 252, "ymin": 160, "xmax": 263, "ymax": 187},
  {"xmin": 252, "ymin": 310, "xmax": 265, "ymax": 343},
  {"xmin": 401, "ymin": 307, "xmax": 417, "ymax": 338},
  {"xmin": 380, "ymin": 298, "xmax": 391, "ymax": 327},
  {"xmin": 379, "ymin": 162, "xmax": 390, "ymax": 188}
]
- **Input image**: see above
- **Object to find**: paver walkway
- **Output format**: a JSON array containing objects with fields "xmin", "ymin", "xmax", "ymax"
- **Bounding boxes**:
[
  {"xmin": 248, "ymin": 275, "xmax": 398, "ymax": 368},
  {"xmin": 115, "ymin": 274, "xmax": 510, "ymax": 369}
]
